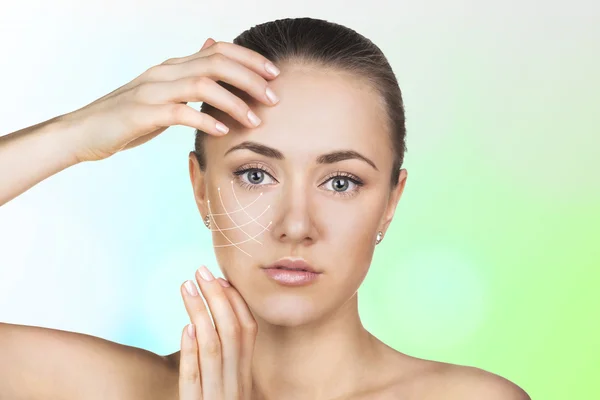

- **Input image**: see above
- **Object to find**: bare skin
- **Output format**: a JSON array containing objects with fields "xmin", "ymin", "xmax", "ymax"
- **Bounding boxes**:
[
  {"xmin": 0, "ymin": 321, "xmax": 528, "ymax": 399},
  {"xmin": 0, "ymin": 37, "xmax": 530, "ymax": 399}
]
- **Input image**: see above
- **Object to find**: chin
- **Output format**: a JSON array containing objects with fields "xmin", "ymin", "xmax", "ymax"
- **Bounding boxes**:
[{"xmin": 253, "ymin": 294, "xmax": 324, "ymax": 327}]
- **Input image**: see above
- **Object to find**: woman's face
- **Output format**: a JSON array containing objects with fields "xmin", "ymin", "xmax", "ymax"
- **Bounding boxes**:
[{"xmin": 189, "ymin": 65, "xmax": 407, "ymax": 327}]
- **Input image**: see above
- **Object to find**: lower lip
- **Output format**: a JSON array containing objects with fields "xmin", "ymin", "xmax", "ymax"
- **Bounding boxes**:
[{"xmin": 263, "ymin": 268, "xmax": 321, "ymax": 286}]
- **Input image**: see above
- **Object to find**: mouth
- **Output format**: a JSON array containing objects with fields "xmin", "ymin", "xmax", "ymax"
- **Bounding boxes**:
[{"xmin": 262, "ymin": 257, "xmax": 322, "ymax": 274}]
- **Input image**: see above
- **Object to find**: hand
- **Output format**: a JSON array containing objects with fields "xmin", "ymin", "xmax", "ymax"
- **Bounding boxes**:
[
  {"xmin": 59, "ymin": 38, "xmax": 281, "ymax": 162},
  {"xmin": 178, "ymin": 266, "xmax": 258, "ymax": 399}
]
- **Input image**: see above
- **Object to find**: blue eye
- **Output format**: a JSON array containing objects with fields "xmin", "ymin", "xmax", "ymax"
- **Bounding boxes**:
[
  {"xmin": 233, "ymin": 165, "xmax": 276, "ymax": 191},
  {"xmin": 233, "ymin": 167, "xmax": 276, "ymax": 190},
  {"xmin": 322, "ymin": 172, "xmax": 364, "ymax": 198},
  {"xmin": 325, "ymin": 176, "xmax": 355, "ymax": 193}
]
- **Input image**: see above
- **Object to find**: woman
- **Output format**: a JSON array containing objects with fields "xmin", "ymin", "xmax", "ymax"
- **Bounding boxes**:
[{"xmin": 0, "ymin": 17, "xmax": 530, "ymax": 400}]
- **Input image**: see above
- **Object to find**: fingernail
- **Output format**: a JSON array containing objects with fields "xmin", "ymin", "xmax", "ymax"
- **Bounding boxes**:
[
  {"xmin": 265, "ymin": 62, "xmax": 280, "ymax": 76},
  {"xmin": 198, "ymin": 265, "xmax": 214, "ymax": 281},
  {"xmin": 265, "ymin": 87, "xmax": 279, "ymax": 104},
  {"xmin": 218, "ymin": 278, "xmax": 230, "ymax": 287},
  {"xmin": 247, "ymin": 110, "xmax": 261, "ymax": 127},
  {"xmin": 184, "ymin": 280, "xmax": 199, "ymax": 296},
  {"xmin": 187, "ymin": 323, "xmax": 195, "ymax": 338},
  {"xmin": 215, "ymin": 121, "xmax": 229, "ymax": 134}
]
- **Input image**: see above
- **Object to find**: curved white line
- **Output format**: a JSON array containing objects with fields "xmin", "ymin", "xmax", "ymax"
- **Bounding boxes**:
[
  {"xmin": 206, "ymin": 205, "xmax": 271, "ymax": 231},
  {"xmin": 208, "ymin": 192, "xmax": 263, "ymax": 216},
  {"xmin": 213, "ymin": 222, "xmax": 273, "ymax": 247},
  {"xmin": 230, "ymin": 180, "xmax": 272, "ymax": 232},
  {"xmin": 217, "ymin": 187, "xmax": 261, "ymax": 245},
  {"xmin": 207, "ymin": 197, "xmax": 252, "ymax": 258}
]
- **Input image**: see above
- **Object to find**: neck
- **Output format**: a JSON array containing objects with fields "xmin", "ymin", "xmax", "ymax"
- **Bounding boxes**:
[{"xmin": 250, "ymin": 293, "xmax": 380, "ymax": 400}]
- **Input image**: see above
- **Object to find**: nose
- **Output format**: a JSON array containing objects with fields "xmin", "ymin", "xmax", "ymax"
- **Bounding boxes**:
[{"xmin": 270, "ymin": 180, "xmax": 319, "ymax": 246}]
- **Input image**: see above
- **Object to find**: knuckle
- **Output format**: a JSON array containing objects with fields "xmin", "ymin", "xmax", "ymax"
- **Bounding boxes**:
[
  {"xmin": 202, "ymin": 339, "xmax": 221, "ymax": 357},
  {"xmin": 161, "ymin": 57, "xmax": 178, "ymax": 65},
  {"xmin": 232, "ymin": 99, "xmax": 249, "ymax": 117},
  {"xmin": 195, "ymin": 111, "xmax": 209, "ymax": 126},
  {"xmin": 144, "ymin": 64, "xmax": 164, "ymax": 79},
  {"xmin": 168, "ymin": 103, "xmax": 185, "ymax": 122},
  {"xmin": 191, "ymin": 76, "xmax": 210, "ymax": 90},
  {"xmin": 209, "ymin": 52, "xmax": 227, "ymax": 65},
  {"xmin": 211, "ymin": 41, "xmax": 225, "ymax": 51},
  {"xmin": 181, "ymin": 370, "xmax": 200, "ymax": 384},
  {"xmin": 221, "ymin": 323, "xmax": 241, "ymax": 339},
  {"xmin": 242, "ymin": 320, "xmax": 258, "ymax": 334}
]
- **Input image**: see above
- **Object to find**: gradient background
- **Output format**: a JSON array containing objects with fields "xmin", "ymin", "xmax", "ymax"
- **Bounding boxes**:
[{"xmin": 1, "ymin": 1, "xmax": 598, "ymax": 398}]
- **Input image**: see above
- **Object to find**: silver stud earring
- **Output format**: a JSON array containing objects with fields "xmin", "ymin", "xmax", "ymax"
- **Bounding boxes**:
[
  {"xmin": 204, "ymin": 215, "xmax": 211, "ymax": 229},
  {"xmin": 375, "ymin": 231, "xmax": 383, "ymax": 245}
]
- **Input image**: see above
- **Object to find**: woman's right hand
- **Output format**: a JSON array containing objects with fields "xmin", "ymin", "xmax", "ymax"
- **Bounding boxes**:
[
  {"xmin": 60, "ymin": 37, "xmax": 281, "ymax": 163},
  {"xmin": 178, "ymin": 270, "xmax": 257, "ymax": 400}
]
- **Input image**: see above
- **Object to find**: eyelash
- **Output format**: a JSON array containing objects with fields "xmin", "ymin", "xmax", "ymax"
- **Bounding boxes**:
[{"xmin": 232, "ymin": 163, "xmax": 365, "ymax": 198}]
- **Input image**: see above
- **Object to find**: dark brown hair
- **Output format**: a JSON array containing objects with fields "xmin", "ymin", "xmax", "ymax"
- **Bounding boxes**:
[{"xmin": 194, "ymin": 17, "xmax": 407, "ymax": 189}]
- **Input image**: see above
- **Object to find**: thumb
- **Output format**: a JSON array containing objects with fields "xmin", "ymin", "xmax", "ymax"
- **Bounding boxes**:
[{"xmin": 201, "ymin": 37, "xmax": 216, "ymax": 50}]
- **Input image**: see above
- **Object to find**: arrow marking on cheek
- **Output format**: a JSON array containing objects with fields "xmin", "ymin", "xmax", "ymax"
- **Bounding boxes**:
[
  {"xmin": 229, "ymin": 180, "xmax": 272, "ymax": 233},
  {"xmin": 206, "ymin": 182, "xmax": 272, "ymax": 258}
]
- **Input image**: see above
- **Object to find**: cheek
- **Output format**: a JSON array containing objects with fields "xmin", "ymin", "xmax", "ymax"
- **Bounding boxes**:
[
  {"xmin": 323, "ymin": 202, "xmax": 380, "ymax": 250},
  {"xmin": 206, "ymin": 179, "xmax": 273, "ymax": 258},
  {"xmin": 320, "ymin": 197, "xmax": 383, "ymax": 283}
]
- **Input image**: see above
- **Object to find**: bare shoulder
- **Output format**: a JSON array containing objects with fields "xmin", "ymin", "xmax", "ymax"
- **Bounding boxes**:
[
  {"xmin": 402, "ymin": 361, "xmax": 531, "ymax": 400},
  {"xmin": 443, "ymin": 364, "xmax": 530, "ymax": 399},
  {"xmin": 0, "ymin": 322, "xmax": 178, "ymax": 400}
]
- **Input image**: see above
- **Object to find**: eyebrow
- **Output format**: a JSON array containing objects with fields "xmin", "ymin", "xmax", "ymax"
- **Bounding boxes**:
[{"xmin": 223, "ymin": 141, "xmax": 379, "ymax": 171}]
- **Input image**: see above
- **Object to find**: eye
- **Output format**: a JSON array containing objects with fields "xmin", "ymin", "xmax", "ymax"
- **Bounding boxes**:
[
  {"xmin": 233, "ymin": 165, "xmax": 276, "ymax": 190},
  {"xmin": 232, "ymin": 165, "xmax": 364, "ymax": 198},
  {"xmin": 321, "ymin": 172, "xmax": 364, "ymax": 198}
]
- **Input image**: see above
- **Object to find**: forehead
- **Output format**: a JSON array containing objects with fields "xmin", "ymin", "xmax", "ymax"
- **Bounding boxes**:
[{"xmin": 210, "ymin": 65, "xmax": 391, "ymax": 163}]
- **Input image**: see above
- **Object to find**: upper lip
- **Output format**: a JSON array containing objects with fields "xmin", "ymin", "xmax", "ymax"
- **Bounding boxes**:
[{"xmin": 262, "ymin": 257, "xmax": 322, "ymax": 273}]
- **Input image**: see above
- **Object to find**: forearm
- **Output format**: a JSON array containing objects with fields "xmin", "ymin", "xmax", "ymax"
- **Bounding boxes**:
[{"xmin": 0, "ymin": 115, "xmax": 80, "ymax": 206}]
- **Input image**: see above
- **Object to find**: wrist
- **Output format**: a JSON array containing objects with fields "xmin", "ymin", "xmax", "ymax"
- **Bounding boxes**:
[{"xmin": 49, "ymin": 112, "xmax": 90, "ymax": 166}]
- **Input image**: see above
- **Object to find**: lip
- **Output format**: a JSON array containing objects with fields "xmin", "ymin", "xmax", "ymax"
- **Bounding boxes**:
[
  {"xmin": 262, "ymin": 268, "xmax": 321, "ymax": 286},
  {"xmin": 262, "ymin": 257, "xmax": 322, "ymax": 274}
]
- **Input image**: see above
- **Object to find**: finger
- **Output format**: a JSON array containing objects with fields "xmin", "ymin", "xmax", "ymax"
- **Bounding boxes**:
[
  {"xmin": 181, "ymin": 279, "xmax": 224, "ymax": 400},
  {"xmin": 162, "ymin": 38, "xmax": 216, "ymax": 65},
  {"xmin": 195, "ymin": 267, "xmax": 243, "ymax": 400},
  {"xmin": 143, "ymin": 54, "xmax": 279, "ymax": 109},
  {"xmin": 160, "ymin": 38, "xmax": 216, "ymax": 66},
  {"xmin": 121, "ymin": 129, "xmax": 166, "ymax": 151},
  {"xmin": 132, "ymin": 77, "xmax": 261, "ymax": 130},
  {"xmin": 135, "ymin": 103, "xmax": 229, "ymax": 136},
  {"xmin": 179, "ymin": 324, "xmax": 203, "ymax": 399},
  {"xmin": 168, "ymin": 41, "xmax": 280, "ymax": 82},
  {"xmin": 217, "ymin": 277, "xmax": 257, "ymax": 399}
]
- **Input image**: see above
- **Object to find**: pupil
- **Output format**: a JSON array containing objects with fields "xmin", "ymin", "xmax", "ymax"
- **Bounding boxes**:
[
  {"xmin": 334, "ymin": 178, "xmax": 348, "ymax": 191},
  {"xmin": 250, "ymin": 170, "xmax": 264, "ymax": 184}
]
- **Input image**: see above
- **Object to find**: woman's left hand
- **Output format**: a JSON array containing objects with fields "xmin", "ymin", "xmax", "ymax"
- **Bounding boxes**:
[{"xmin": 178, "ymin": 265, "xmax": 257, "ymax": 399}]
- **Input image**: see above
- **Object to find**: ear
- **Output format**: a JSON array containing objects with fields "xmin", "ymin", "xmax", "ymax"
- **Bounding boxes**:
[
  {"xmin": 379, "ymin": 168, "xmax": 408, "ymax": 235},
  {"xmin": 189, "ymin": 151, "xmax": 208, "ymax": 218}
]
